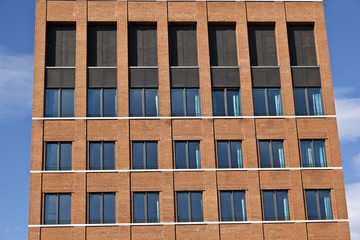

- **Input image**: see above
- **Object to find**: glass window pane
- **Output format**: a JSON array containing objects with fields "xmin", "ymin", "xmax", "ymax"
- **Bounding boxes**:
[
  {"xmin": 313, "ymin": 140, "xmax": 327, "ymax": 167},
  {"xmin": 45, "ymin": 89, "xmax": 59, "ymax": 117},
  {"xmin": 230, "ymin": 141, "xmax": 242, "ymax": 168},
  {"xmin": 259, "ymin": 141, "xmax": 271, "ymax": 168},
  {"xmin": 145, "ymin": 89, "xmax": 159, "ymax": 117},
  {"xmin": 220, "ymin": 192, "xmax": 233, "ymax": 221},
  {"xmin": 147, "ymin": 193, "xmax": 159, "ymax": 223},
  {"xmin": 89, "ymin": 143, "xmax": 101, "ymax": 170},
  {"xmin": 308, "ymin": 88, "xmax": 323, "ymax": 116},
  {"xmin": 212, "ymin": 90, "xmax": 226, "ymax": 116},
  {"xmin": 190, "ymin": 192, "xmax": 203, "ymax": 222},
  {"xmin": 46, "ymin": 143, "xmax": 58, "ymax": 170},
  {"xmin": 146, "ymin": 142, "xmax": 158, "ymax": 169},
  {"xmin": 103, "ymin": 193, "xmax": 115, "ymax": 223},
  {"xmin": 268, "ymin": 88, "xmax": 282, "ymax": 116},
  {"xmin": 217, "ymin": 141, "xmax": 229, "ymax": 168},
  {"xmin": 175, "ymin": 142, "xmax": 187, "ymax": 169},
  {"xmin": 133, "ymin": 142, "xmax": 144, "ymax": 169},
  {"xmin": 133, "ymin": 193, "xmax": 145, "ymax": 223},
  {"xmin": 187, "ymin": 89, "xmax": 200, "ymax": 116},
  {"xmin": 253, "ymin": 89, "xmax": 267, "ymax": 116},
  {"xmin": 294, "ymin": 88, "xmax": 308, "ymax": 115},
  {"xmin": 130, "ymin": 89, "xmax": 143, "ymax": 117},
  {"xmin": 234, "ymin": 191, "xmax": 246, "ymax": 221},
  {"xmin": 44, "ymin": 194, "xmax": 57, "ymax": 224},
  {"xmin": 103, "ymin": 89, "xmax": 117, "ymax": 117},
  {"xmin": 319, "ymin": 190, "xmax": 332, "ymax": 220},
  {"xmin": 60, "ymin": 143, "xmax": 72, "ymax": 170},
  {"xmin": 87, "ymin": 89, "xmax": 101, "ymax": 117},
  {"xmin": 61, "ymin": 89, "xmax": 74, "ymax": 117},
  {"xmin": 171, "ymin": 89, "xmax": 185, "ymax": 116},
  {"xmin": 103, "ymin": 143, "xmax": 115, "ymax": 170},
  {"xmin": 276, "ymin": 191, "xmax": 289, "ymax": 221},
  {"xmin": 188, "ymin": 142, "xmax": 200, "ymax": 169},
  {"xmin": 301, "ymin": 141, "xmax": 313, "ymax": 167},
  {"xmin": 58, "ymin": 194, "xmax": 71, "ymax": 224},
  {"xmin": 263, "ymin": 191, "xmax": 276, "ymax": 221},
  {"xmin": 305, "ymin": 190, "xmax": 319, "ymax": 220},
  {"xmin": 272, "ymin": 141, "xmax": 285, "ymax": 168},
  {"xmin": 89, "ymin": 194, "xmax": 101, "ymax": 224},
  {"xmin": 227, "ymin": 90, "xmax": 240, "ymax": 116},
  {"xmin": 177, "ymin": 192, "xmax": 189, "ymax": 222}
]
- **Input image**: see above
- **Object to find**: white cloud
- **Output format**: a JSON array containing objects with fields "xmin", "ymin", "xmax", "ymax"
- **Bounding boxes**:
[
  {"xmin": 345, "ymin": 182, "xmax": 360, "ymax": 239},
  {"xmin": 0, "ymin": 48, "xmax": 33, "ymax": 121}
]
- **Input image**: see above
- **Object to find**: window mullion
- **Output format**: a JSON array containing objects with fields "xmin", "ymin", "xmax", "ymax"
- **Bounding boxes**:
[
  {"xmin": 265, "ymin": 88, "xmax": 269, "ymax": 116},
  {"xmin": 311, "ymin": 141, "xmax": 316, "ymax": 167},
  {"xmin": 100, "ymin": 89, "xmax": 104, "ymax": 117},
  {"xmin": 231, "ymin": 192, "xmax": 235, "ymax": 221},
  {"xmin": 269, "ymin": 141, "xmax": 274, "ymax": 168},
  {"xmin": 227, "ymin": 141, "xmax": 231, "ymax": 168},
  {"xmin": 274, "ymin": 191, "xmax": 278, "ymax": 220},
  {"xmin": 142, "ymin": 89, "xmax": 146, "ymax": 117},
  {"xmin": 188, "ymin": 192, "xmax": 192, "ymax": 222},
  {"xmin": 305, "ymin": 88, "xmax": 310, "ymax": 115},
  {"xmin": 224, "ymin": 88, "xmax": 228, "ymax": 116},
  {"xmin": 144, "ymin": 193, "xmax": 148, "ymax": 223},
  {"xmin": 58, "ymin": 89, "xmax": 62, "ymax": 117},
  {"xmin": 183, "ymin": 89, "xmax": 187, "ymax": 116},
  {"xmin": 316, "ymin": 191, "xmax": 321, "ymax": 220}
]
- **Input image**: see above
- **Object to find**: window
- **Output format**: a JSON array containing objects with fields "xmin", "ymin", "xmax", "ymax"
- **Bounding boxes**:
[
  {"xmin": 45, "ymin": 142, "xmax": 72, "ymax": 170},
  {"xmin": 129, "ymin": 89, "xmax": 159, "ymax": 117},
  {"xmin": 171, "ymin": 88, "xmax": 200, "ymax": 117},
  {"xmin": 87, "ymin": 25, "xmax": 117, "ymax": 117},
  {"xmin": 89, "ymin": 193, "xmax": 115, "ymax": 224},
  {"xmin": 262, "ymin": 190, "xmax": 290, "ymax": 221},
  {"xmin": 132, "ymin": 142, "xmax": 158, "ymax": 169},
  {"xmin": 175, "ymin": 141, "xmax": 201, "ymax": 169},
  {"xmin": 217, "ymin": 141, "xmax": 243, "ymax": 168},
  {"xmin": 305, "ymin": 190, "xmax": 332, "ymax": 220},
  {"xmin": 176, "ymin": 192, "xmax": 203, "ymax": 222},
  {"xmin": 212, "ymin": 89, "xmax": 241, "ymax": 116},
  {"xmin": 133, "ymin": 192, "xmax": 159, "ymax": 223},
  {"xmin": 259, "ymin": 141, "xmax": 285, "ymax": 168},
  {"xmin": 89, "ymin": 142, "xmax": 115, "ymax": 170},
  {"xmin": 44, "ymin": 194, "xmax": 71, "ymax": 224},
  {"xmin": 300, "ymin": 140, "xmax": 327, "ymax": 167},
  {"xmin": 220, "ymin": 191, "xmax": 246, "ymax": 221},
  {"xmin": 253, "ymin": 88, "xmax": 282, "ymax": 116},
  {"xmin": 294, "ymin": 88, "xmax": 323, "ymax": 116},
  {"xmin": 45, "ymin": 89, "xmax": 74, "ymax": 117}
]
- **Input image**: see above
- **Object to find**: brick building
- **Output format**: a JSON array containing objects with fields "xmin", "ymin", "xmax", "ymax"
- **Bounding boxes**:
[{"xmin": 29, "ymin": 0, "xmax": 351, "ymax": 239}]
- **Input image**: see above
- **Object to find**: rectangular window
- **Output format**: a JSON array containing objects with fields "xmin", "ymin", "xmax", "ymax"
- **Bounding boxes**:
[
  {"xmin": 259, "ymin": 141, "xmax": 285, "ymax": 168},
  {"xmin": 176, "ymin": 192, "xmax": 203, "ymax": 222},
  {"xmin": 217, "ymin": 141, "xmax": 242, "ymax": 168},
  {"xmin": 89, "ymin": 142, "xmax": 115, "ymax": 170},
  {"xmin": 45, "ymin": 89, "xmax": 74, "ymax": 117},
  {"xmin": 220, "ymin": 191, "xmax": 246, "ymax": 221},
  {"xmin": 129, "ymin": 89, "xmax": 159, "ymax": 117},
  {"xmin": 45, "ymin": 142, "xmax": 72, "ymax": 170},
  {"xmin": 305, "ymin": 190, "xmax": 333, "ymax": 220},
  {"xmin": 253, "ymin": 88, "xmax": 282, "ymax": 116},
  {"xmin": 132, "ymin": 142, "xmax": 158, "ymax": 169},
  {"xmin": 175, "ymin": 141, "xmax": 201, "ymax": 169},
  {"xmin": 212, "ymin": 88, "xmax": 241, "ymax": 117},
  {"xmin": 262, "ymin": 190, "xmax": 290, "ymax": 221},
  {"xmin": 89, "ymin": 193, "xmax": 115, "ymax": 224},
  {"xmin": 87, "ymin": 89, "xmax": 117, "ymax": 117},
  {"xmin": 294, "ymin": 88, "xmax": 323, "ymax": 116},
  {"xmin": 44, "ymin": 194, "xmax": 71, "ymax": 224},
  {"xmin": 133, "ymin": 192, "xmax": 160, "ymax": 223},
  {"xmin": 301, "ymin": 140, "xmax": 327, "ymax": 167},
  {"xmin": 171, "ymin": 88, "xmax": 200, "ymax": 117}
]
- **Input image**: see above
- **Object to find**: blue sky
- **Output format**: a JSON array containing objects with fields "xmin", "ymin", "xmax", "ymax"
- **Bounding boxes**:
[{"xmin": 0, "ymin": 0, "xmax": 359, "ymax": 239}]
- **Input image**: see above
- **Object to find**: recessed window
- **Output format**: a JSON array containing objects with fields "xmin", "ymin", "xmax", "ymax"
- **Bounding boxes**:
[
  {"xmin": 212, "ymin": 89, "xmax": 241, "ymax": 116},
  {"xmin": 87, "ymin": 89, "xmax": 117, "ymax": 117},
  {"xmin": 130, "ymin": 89, "xmax": 159, "ymax": 117},
  {"xmin": 171, "ymin": 88, "xmax": 200, "ymax": 117},
  {"xmin": 300, "ymin": 140, "xmax": 327, "ymax": 167},
  {"xmin": 217, "ymin": 141, "xmax": 243, "ymax": 168},
  {"xmin": 262, "ymin": 190, "xmax": 290, "ymax": 221},
  {"xmin": 133, "ymin": 192, "xmax": 159, "ymax": 223},
  {"xmin": 45, "ymin": 89, "xmax": 74, "ymax": 117},
  {"xmin": 175, "ymin": 141, "xmax": 201, "ymax": 169},
  {"xmin": 132, "ymin": 142, "xmax": 158, "ymax": 169},
  {"xmin": 45, "ymin": 142, "xmax": 72, "ymax": 171},
  {"xmin": 294, "ymin": 88, "xmax": 323, "ymax": 116},
  {"xmin": 44, "ymin": 194, "xmax": 71, "ymax": 224},
  {"xmin": 220, "ymin": 191, "xmax": 246, "ymax": 221},
  {"xmin": 176, "ymin": 192, "xmax": 203, "ymax": 222},
  {"xmin": 89, "ymin": 142, "xmax": 115, "ymax": 170},
  {"xmin": 253, "ymin": 88, "xmax": 282, "ymax": 116},
  {"xmin": 259, "ymin": 140, "xmax": 285, "ymax": 168},
  {"xmin": 89, "ymin": 193, "xmax": 115, "ymax": 224},
  {"xmin": 305, "ymin": 190, "xmax": 332, "ymax": 220}
]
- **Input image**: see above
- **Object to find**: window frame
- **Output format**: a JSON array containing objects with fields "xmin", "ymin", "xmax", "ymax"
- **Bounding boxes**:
[
  {"xmin": 87, "ymin": 88, "xmax": 117, "ymax": 117},
  {"xmin": 174, "ymin": 141, "xmax": 201, "ymax": 169},
  {"xmin": 88, "ymin": 141, "xmax": 115, "ymax": 170},
  {"xmin": 216, "ymin": 140, "xmax": 243, "ymax": 168},
  {"xmin": 219, "ymin": 190, "xmax": 247, "ymax": 221},
  {"xmin": 43, "ymin": 193, "xmax": 71, "ymax": 225},
  {"xmin": 293, "ymin": 87, "xmax": 324, "ymax": 116},
  {"xmin": 45, "ymin": 142, "xmax": 72, "ymax": 171},
  {"xmin": 253, "ymin": 87, "xmax": 283, "ymax": 116},
  {"xmin": 171, "ymin": 88, "xmax": 201, "ymax": 117},
  {"xmin": 131, "ymin": 141, "xmax": 158, "ymax": 170},
  {"xmin": 88, "ymin": 192, "xmax": 116, "ymax": 224},
  {"xmin": 45, "ymin": 88, "xmax": 75, "ymax": 117},
  {"xmin": 258, "ymin": 140, "xmax": 285, "ymax": 168},
  {"xmin": 212, "ymin": 88, "xmax": 241, "ymax": 117},
  {"xmin": 175, "ymin": 191, "xmax": 203, "ymax": 222},
  {"xmin": 300, "ymin": 139, "xmax": 327, "ymax": 168},
  {"xmin": 304, "ymin": 189, "xmax": 333, "ymax": 220},
  {"xmin": 261, "ymin": 190, "xmax": 290, "ymax": 221},
  {"xmin": 132, "ymin": 192, "xmax": 160, "ymax": 223},
  {"xmin": 129, "ymin": 88, "xmax": 159, "ymax": 117}
]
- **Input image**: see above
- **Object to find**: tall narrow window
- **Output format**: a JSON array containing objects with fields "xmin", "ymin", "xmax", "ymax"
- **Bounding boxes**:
[
  {"xmin": 220, "ymin": 191, "xmax": 246, "ymax": 221},
  {"xmin": 89, "ymin": 142, "xmax": 115, "ymax": 170},
  {"xmin": 89, "ymin": 193, "xmax": 115, "ymax": 224},
  {"xmin": 169, "ymin": 25, "xmax": 200, "ymax": 117},
  {"xmin": 217, "ymin": 141, "xmax": 242, "ymax": 168},
  {"xmin": 301, "ymin": 140, "xmax": 327, "ymax": 168},
  {"xmin": 175, "ymin": 141, "xmax": 201, "ymax": 169},
  {"xmin": 208, "ymin": 25, "xmax": 241, "ymax": 117},
  {"xmin": 259, "ymin": 141, "xmax": 285, "ymax": 168},
  {"xmin": 45, "ymin": 25, "xmax": 75, "ymax": 117},
  {"xmin": 44, "ymin": 194, "xmax": 71, "ymax": 224},
  {"xmin": 129, "ymin": 25, "xmax": 159, "ymax": 117},
  {"xmin": 87, "ymin": 25, "xmax": 117, "ymax": 117},
  {"xmin": 133, "ymin": 192, "xmax": 160, "ymax": 223},
  {"xmin": 176, "ymin": 192, "xmax": 203, "ymax": 222},
  {"xmin": 132, "ymin": 142, "xmax": 158, "ymax": 169},
  {"xmin": 305, "ymin": 190, "xmax": 332, "ymax": 220},
  {"xmin": 262, "ymin": 190, "xmax": 290, "ymax": 221},
  {"xmin": 45, "ymin": 142, "xmax": 72, "ymax": 170}
]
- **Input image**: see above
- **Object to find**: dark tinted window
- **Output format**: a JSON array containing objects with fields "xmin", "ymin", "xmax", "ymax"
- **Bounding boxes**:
[
  {"xmin": 294, "ymin": 88, "xmax": 323, "ymax": 116},
  {"xmin": 89, "ymin": 142, "xmax": 115, "ymax": 170},
  {"xmin": 132, "ymin": 142, "xmax": 158, "ymax": 169},
  {"xmin": 129, "ymin": 89, "xmax": 159, "ymax": 117},
  {"xmin": 253, "ymin": 88, "xmax": 282, "ymax": 116},
  {"xmin": 305, "ymin": 190, "xmax": 332, "ymax": 220},
  {"xmin": 175, "ymin": 141, "xmax": 200, "ymax": 169},
  {"xmin": 87, "ymin": 89, "xmax": 117, "ymax": 117},
  {"xmin": 176, "ymin": 192, "xmax": 203, "ymax": 222},
  {"xmin": 44, "ymin": 194, "xmax": 71, "ymax": 224},
  {"xmin": 212, "ymin": 89, "xmax": 241, "ymax": 116},
  {"xmin": 133, "ymin": 192, "xmax": 159, "ymax": 223},
  {"xmin": 262, "ymin": 190, "xmax": 290, "ymax": 221},
  {"xmin": 89, "ymin": 193, "xmax": 115, "ymax": 224},
  {"xmin": 220, "ymin": 191, "xmax": 246, "ymax": 221},
  {"xmin": 217, "ymin": 141, "xmax": 242, "ymax": 168},
  {"xmin": 301, "ymin": 140, "xmax": 327, "ymax": 167},
  {"xmin": 45, "ymin": 89, "xmax": 74, "ymax": 117},
  {"xmin": 259, "ymin": 141, "xmax": 285, "ymax": 168},
  {"xmin": 46, "ymin": 143, "xmax": 72, "ymax": 170}
]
